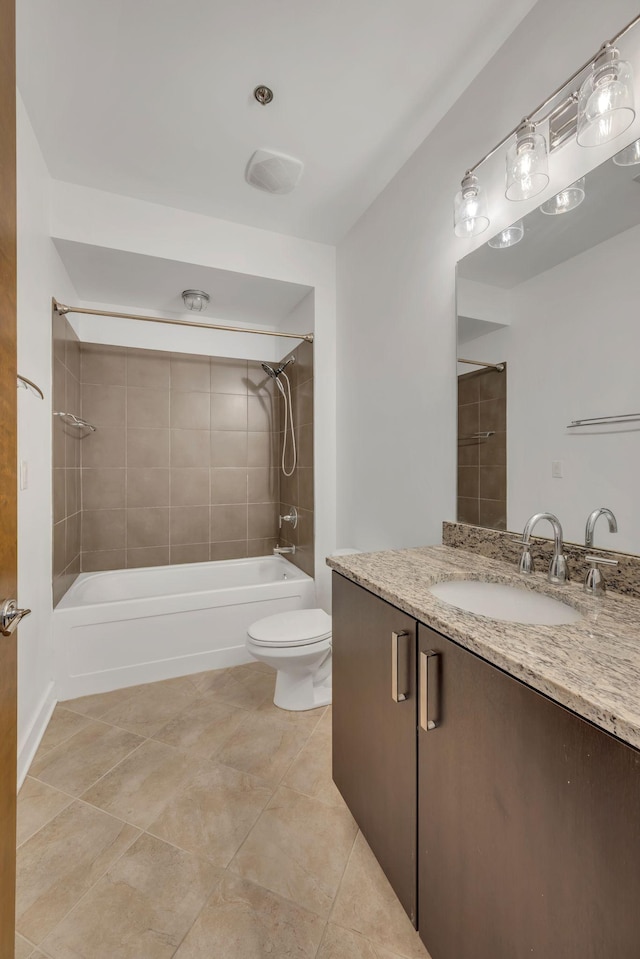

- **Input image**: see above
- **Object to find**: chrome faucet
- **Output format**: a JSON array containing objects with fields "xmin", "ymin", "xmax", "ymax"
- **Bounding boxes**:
[
  {"xmin": 585, "ymin": 507, "xmax": 618, "ymax": 548},
  {"xmin": 516, "ymin": 512, "xmax": 567, "ymax": 584},
  {"xmin": 273, "ymin": 545, "xmax": 296, "ymax": 556}
]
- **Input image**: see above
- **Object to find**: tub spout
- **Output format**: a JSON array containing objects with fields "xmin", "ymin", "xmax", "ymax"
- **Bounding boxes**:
[{"xmin": 273, "ymin": 545, "xmax": 296, "ymax": 555}]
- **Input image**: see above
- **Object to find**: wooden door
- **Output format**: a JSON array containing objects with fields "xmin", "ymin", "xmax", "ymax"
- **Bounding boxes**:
[
  {"xmin": 0, "ymin": 0, "xmax": 17, "ymax": 954},
  {"xmin": 417, "ymin": 625, "xmax": 640, "ymax": 959},
  {"xmin": 332, "ymin": 573, "xmax": 418, "ymax": 924}
]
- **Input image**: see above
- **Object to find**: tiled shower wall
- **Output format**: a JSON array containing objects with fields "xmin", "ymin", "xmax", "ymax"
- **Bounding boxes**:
[
  {"xmin": 278, "ymin": 340, "xmax": 314, "ymax": 577},
  {"xmin": 77, "ymin": 344, "xmax": 282, "ymax": 574},
  {"xmin": 457, "ymin": 365, "xmax": 507, "ymax": 530},
  {"xmin": 52, "ymin": 313, "xmax": 82, "ymax": 605}
]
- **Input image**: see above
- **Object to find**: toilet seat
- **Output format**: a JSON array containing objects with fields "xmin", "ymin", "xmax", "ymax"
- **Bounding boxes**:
[{"xmin": 247, "ymin": 608, "xmax": 332, "ymax": 648}]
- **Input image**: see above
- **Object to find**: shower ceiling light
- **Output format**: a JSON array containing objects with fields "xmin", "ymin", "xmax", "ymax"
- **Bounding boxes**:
[
  {"xmin": 488, "ymin": 220, "xmax": 524, "ymax": 249},
  {"xmin": 182, "ymin": 290, "xmax": 210, "ymax": 312},
  {"xmin": 577, "ymin": 43, "xmax": 635, "ymax": 147},
  {"xmin": 613, "ymin": 137, "xmax": 640, "ymax": 165},
  {"xmin": 505, "ymin": 120, "xmax": 549, "ymax": 201},
  {"xmin": 540, "ymin": 177, "xmax": 586, "ymax": 215},
  {"xmin": 453, "ymin": 172, "xmax": 490, "ymax": 238}
]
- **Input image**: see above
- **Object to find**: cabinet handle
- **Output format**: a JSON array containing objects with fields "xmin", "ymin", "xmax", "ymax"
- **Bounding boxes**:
[
  {"xmin": 391, "ymin": 630, "xmax": 409, "ymax": 703},
  {"xmin": 420, "ymin": 650, "xmax": 440, "ymax": 731}
]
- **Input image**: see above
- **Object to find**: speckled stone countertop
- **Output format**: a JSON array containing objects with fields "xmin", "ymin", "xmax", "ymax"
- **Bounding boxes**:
[{"xmin": 327, "ymin": 545, "xmax": 640, "ymax": 751}]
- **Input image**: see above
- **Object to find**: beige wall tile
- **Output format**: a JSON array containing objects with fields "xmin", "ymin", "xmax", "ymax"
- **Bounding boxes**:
[
  {"xmin": 82, "ymin": 469, "xmax": 125, "ymax": 510},
  {"xmin": 127, "ymin": 428, "xmax": 170, "ymax": 468},
  {"xmin": 171, "ymin": 390, "xmax": 210, "ymax": 430},
  {"xmin": 127, "ymin": 388, "xmax": 170, "ymax": 428},
  {"xmin": 171, "ymin": 543, "xmax": 210, "ymax": 565},
  {"xmin": 16, "ymin": 801, "xmax": 139, "ymax": 945},
  {"xmin": 210, "ymin": 504, "xmax": 248, "ymax": 543},
  {"xmin": 171, "ymin": 429, "xmax": 210, "ymax": 468},
  {"xmin": 210, "ymin": 357, "xmax": 248, "ymax": 395},
  {"xmin": 81, "ymin": 549, "xmax": 126, "ymax": 572},
  {"xmin": 170, "ymin": 506, "xmax": 210, "ymax": 545},
  {"xmin": 81, "ymin": 428, "xmax": 126, "ymax": 469},
  {"xmin": 248, "ymin": 394, "xmax": 278, "ymax": 432},
  {"xmin": 247, "ymin": 538, "xmax": 277, "ymax": 557},
  {"xmin": 53, "ymin": 471, "xmax": 65, "ymax": 524},
  {"xmin": 82, "ymin": 508, "xmax": 126, "ymax": 552},
  {"xmin": 248, "ymin": 468, "xmax": 279, "ymax": 504},
  {"xmin": 170, "ymin": 468, "xmax": 209, "ymax": 507},
  {"xmin": 211, "ymin": 393, "xmax": 248, "ymax": 431},
  {"xmin": 81, "ymin": 384, "xmax": 126, "ymax": 428},
  {"xmin": 81, "ymin": 344, "xmax": 127, "ymax": 386},
  {"xmin": 53, "ymin": 521, "xmax": 66, "ymax": 579},
  {"xmin": 126, "ymin": 349, "xmax": 170, "ymax": 389},
  {"xmin": 126, "ymin": 507, "xmax": 170, "ymax": 549},
  {"xmin": 297, "ymin": 423, "xmax": 314, "ymax": 469},
  {"xmin": 210, "ymin": 430, "xmax": 248, "ymax": 468},
  {"xmin": 210, "ymin": 468, "xmax": 248, "ymax": 505},
  {"xmin": 298, "ymin": 467, "xmax": 314, "ymax": 511},
  {"xmin": 126, "ymin": 468, "xmax": 171, "ymax": 508},
  {"xmin": 295, "ymin": 378, "xmax": 313, "ymax": 427},
  {"xmin": 65, "ymin": 468, "xmax": 80, "ymax": 516},
  {"xmin": 248, "ymin": 503, "xmax": 278, "ymax": 540},
  {"xmin": 209, "ymin": 541, "xmax": 248, "ymax": 561},
  {"xmin": 126, "ymin": 546, "xmax": 170, "ymax": 568},
  {"xmin": 171, "ymin": 354, "xmax": 211, "ymax": 392},
  {"xmin": 248, "ymin": 430, "xmax": 278, "ymax": 468}
]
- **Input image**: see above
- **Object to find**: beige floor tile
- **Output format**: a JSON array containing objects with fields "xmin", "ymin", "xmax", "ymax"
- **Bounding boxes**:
[
  {"xmin": 29, "ymin": 723, "xmax": 143, "ymax": 797},
  {"xmin": 17, "ymin": 778, "xmax": 72, "ymax": 847},
  {"xmin": 317, "ymin": 924, "xmax": 411, "ymax": 959},
  {"xmin": 80, "ymin": 739, "xmax": 192, "ymax": 828},
  {"xmin": 193, "ymin": 667, "xmax": 274, "ymax": 710},
  {"xmin": 16, "ymin": 800, "xmax": 139, "ymax": 945},
  {"xmin": 282, "ymin": 711, "xmax": 344, "ymax": 807},
  {"xmin": 96, "ymin": 676, "xmax": 201, "ymax": 737},
  {"xmin": 330, "ymin": 833, "xmax": 429, "ymax": 959},
  {"xmin": 42, "ymin": 833, "xmax": 223, "ymax": 959},
  {"xmin": 216, "ymin": 712, "xmax": 311, "ymax": 787},
  {"xmin": 15, "ymin": 933, "xmax": 35, "ymax": 959},
  {"xmin": 173, "ymin": 873, "xmax": 325, "ymax": 959},
  {"xmin": 152, "ymin": 697, "xmax": 248, "ymax": 757},
  {"xmin": 148, "ymin": 759, "xmax": 272, "ymax": 866},
  {"xmin": 63, "ymin": 684, "xmax": 145, "ymax": 719},
  {"xmin": 37, "ymin": 707, "xmax": 94, "ymax": 754},
  {"xmin": 229, "ymin": 785, "xmax": 357, "ymax": 918}
]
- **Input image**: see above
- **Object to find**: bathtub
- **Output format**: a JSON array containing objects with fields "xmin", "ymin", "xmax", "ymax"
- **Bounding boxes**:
[{"xmin": 53, "ymin": 556, "xmax": 316, "ymax": 700}]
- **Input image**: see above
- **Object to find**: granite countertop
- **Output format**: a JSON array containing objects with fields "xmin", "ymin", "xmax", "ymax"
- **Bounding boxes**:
[{"xmin": 327, "ymin": 545, "xmax": 640, "ymax": 751}]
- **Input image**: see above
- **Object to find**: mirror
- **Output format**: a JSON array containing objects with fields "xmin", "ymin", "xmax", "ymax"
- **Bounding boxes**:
[{"xmin": 456, "ymin": 150, "xmax": 640, "ymax": 555}]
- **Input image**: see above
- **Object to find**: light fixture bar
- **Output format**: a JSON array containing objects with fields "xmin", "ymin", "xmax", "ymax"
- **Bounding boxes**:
[
  {"xmin": 53, "ymin": 300, "xmax": 314, "ymax": 343},
  {"xmin": 467, "ymin": 11, "xmax": 640, "ymax": 176}
]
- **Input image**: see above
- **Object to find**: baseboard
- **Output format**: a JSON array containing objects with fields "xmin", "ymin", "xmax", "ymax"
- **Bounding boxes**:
[{"xmin": 17, "ymin": 680, "xmax": 56, "ymax": 789}]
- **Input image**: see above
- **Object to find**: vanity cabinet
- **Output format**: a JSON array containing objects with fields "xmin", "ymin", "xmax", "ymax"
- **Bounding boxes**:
[{"xmin": 332, "ymin": 572, "xmax": 640, "ymax": 959}]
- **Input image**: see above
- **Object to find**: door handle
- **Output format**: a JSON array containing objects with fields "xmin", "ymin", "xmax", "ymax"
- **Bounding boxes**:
[
  {"xmin": 420, "ymin": 650, "xmax": 440, "ymax": 731},
  {"xmin": 0, "ymin": 599, "xmax": 31, "ymax": 636},
  {"xmin": 391, "ymin": 630, "xmax": 409, "ymax": 702}
]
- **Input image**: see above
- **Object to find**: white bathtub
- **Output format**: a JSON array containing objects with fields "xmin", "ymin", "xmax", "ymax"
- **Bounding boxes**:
[{"xmin": 53, "ymin": 556, "xmax": 316, "ymax": 700}]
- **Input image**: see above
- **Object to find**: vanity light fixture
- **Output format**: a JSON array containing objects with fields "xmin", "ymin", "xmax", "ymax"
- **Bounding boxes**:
[
  {"xmin": 576, "ymin": 44, "xmax": 635, "ymax": 147},
  {"xmin": 505, "ymin": 120, "xmax": 549, "ymax": 201},
  {"xmin": 453, "ymin": 172, "xmax": 490, "ymax": 238},
  {"xmin": 488, "ymin": 220, "xmax": 524, "ymax": 248},
  {"xmin": 540, "ymin": 177, "xmax": 586, "ymax": 215},
  {"xmin": 613, "ymin": 137, "xmax": 640, "ymax": 165},
  {"xmin": 181, "ymin": 289, "xmax": 210, "ymax": 312},
  {"xmin": 453, "ymin": 12, "xmax": 640, "ymax": 237}
]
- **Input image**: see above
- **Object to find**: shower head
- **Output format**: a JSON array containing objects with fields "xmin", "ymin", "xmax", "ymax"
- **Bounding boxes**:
[{"xmin": 261, "ymin": 357, "xmax": 294, "ymax": 380}]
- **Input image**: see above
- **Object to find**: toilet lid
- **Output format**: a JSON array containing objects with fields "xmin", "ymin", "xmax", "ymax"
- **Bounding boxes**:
[{"xmin": 248, "ymin": 609, "xmax": 332, "ymax": 647}]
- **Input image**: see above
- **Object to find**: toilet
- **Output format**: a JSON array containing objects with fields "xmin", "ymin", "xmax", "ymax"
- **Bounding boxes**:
[{"xmin": 246, "ymin": 608, "xmax": 332, "ymax": 711}]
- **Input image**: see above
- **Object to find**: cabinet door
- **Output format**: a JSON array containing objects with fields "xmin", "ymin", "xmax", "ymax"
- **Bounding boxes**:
[
  {"xmin": 332, "ymin": 572, "xmax": 417, "ymax": 924},
  {"xmin": 418, "ymin": 624, "xmax": 640, "ymax": 959}
]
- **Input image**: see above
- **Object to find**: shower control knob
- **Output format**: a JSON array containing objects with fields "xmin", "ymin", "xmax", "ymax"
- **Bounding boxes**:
[{"xmin": 0, "ymin": 599, "xmax": 31, "ymax": 636}]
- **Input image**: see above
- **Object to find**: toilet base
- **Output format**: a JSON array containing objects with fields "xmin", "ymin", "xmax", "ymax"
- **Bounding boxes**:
[{"xmin": 274, "ymin": 667, "xmax": 332, "ymax": 711}]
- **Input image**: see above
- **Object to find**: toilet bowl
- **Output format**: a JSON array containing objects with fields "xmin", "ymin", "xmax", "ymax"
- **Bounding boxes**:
[{"xmin": 246, "ymin": 608, "xmax": 332, "ymax": 711}]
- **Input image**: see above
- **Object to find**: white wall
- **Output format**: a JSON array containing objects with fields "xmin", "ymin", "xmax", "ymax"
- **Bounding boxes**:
[
  {"xmin": 457, "ymin": 222, "xmax": 640, "ymax": 553},
  {"xmin": 16, "ymin": 94, "xmax": 79, "ymax": 784},
  {"xmin": 49, "ymin": 183, "xmax": 336, "ymax": 609},
  {"xmin": 336, "ymin": 0, "xmax": 640, "ymax": 552}
]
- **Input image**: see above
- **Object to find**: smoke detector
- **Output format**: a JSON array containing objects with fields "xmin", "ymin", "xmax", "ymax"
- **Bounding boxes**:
[{"xmin": 245, "ymin": 149, "xmax": 304, "ymax": 195}]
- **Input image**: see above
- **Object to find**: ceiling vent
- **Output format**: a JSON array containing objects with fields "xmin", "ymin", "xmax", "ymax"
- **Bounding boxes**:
[{"xmin": 245, "ymin": 149, "xmax": 304, "ymax": 195}]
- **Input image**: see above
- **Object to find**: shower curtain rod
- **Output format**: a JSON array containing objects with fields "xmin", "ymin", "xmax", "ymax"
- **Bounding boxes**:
[
  {"xmin": 53, "ymin": 300, "xmax": 314, "ymax": 343},
  {"xmin": 457, "ymin": 358, "xmax": 505, "ymax": 372}
]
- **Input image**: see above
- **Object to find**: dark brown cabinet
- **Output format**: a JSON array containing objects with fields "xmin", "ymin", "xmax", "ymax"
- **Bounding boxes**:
[
  {"xmin": 332, "ymin": 572, "xmax": 640, "ymax": 959},
  {"xmin": 332, "ymin": 572, "xmax": 418, "ymax": 923}
]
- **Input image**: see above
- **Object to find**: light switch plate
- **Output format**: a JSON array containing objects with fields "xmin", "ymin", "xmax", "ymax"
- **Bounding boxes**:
[{"xmin": 552, "ymin": 461, "xmax": 563, "ymax": 479}]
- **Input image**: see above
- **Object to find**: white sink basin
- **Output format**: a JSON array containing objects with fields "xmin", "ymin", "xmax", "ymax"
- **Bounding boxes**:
[{"xmin": 429, "ymin": 580, "xmax": 582, "ymax": 626}]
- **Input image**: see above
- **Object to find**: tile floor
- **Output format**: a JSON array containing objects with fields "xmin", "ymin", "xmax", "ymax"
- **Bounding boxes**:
[{"xmin": 15, "ymin": 662, "xmax": 430, "ymax": 959}]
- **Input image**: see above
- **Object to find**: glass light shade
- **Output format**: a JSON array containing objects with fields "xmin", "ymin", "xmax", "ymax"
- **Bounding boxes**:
[
  {"xmin": 540, "ymin": 177, "xmax": 586, "ymax": 215},
  {"xmin": 577, "ymin": 47, "xmax": 635, "ymax": 147},
  {"xmin": 182, "ymin": 289, "xmax": 210, "ymax": 312},
  {"xmin": 454, "ymin": 172, "xmax": 490, "ymax": 238},
  {"xmin": 488, "ymin": 220, "xmax": 524, "ymax": 248},
  {"xmin": 505, "ymin": 122, "xmax": 549, "ymax": 201},
  {"xmin": 613, "ymin": 137, "xmax": 640, "ymax": 166}
]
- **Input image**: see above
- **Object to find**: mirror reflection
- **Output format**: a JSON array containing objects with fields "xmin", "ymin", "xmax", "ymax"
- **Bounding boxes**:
[{"xmin": 456, "ymin": 149, "xmax": 640, "ymax": 555}]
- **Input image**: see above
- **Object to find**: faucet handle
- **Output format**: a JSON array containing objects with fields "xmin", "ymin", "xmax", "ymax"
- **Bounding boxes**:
[
  {"xmin": 584, "ymin": 555, "xmax": 618, "ymax": 595},
  {"xmin": 585, "ymin": 555, "xmax": 618, "ymax": 567}
]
